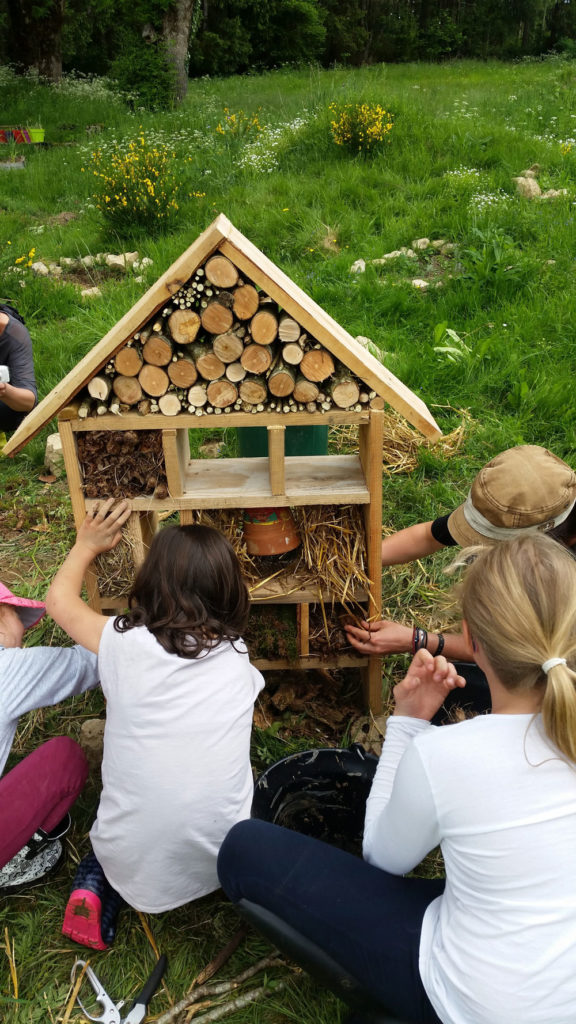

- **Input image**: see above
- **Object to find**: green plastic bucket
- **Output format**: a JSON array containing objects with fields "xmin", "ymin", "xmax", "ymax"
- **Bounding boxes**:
[{"xmin": 237, "ymin": 425, "xmax": 328, "ymax": 457}]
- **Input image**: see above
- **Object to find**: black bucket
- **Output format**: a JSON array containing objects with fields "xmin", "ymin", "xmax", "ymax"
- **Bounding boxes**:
[{"xmin": 251, "ymin": 744, "xmax": 378, "ymax": 856}]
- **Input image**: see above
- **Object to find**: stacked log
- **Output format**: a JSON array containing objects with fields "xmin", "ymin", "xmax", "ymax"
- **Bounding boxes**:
[{"xmin": 77, "ymin": 252, "xmax": 383, "ymax": 418}]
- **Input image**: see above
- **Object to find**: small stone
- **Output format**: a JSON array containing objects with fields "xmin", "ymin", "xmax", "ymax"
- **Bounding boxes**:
[
  {"xmin": 522, "ymin": 163, "xmax": 541, "ymax": 177},
  {"xmin": 411, "ymin": 237, "xmax": 431, "ymax": 250},
  {"xmin": 31, "ymin": 261, "xmax": 49, "ymax": 276},
  {"xmin": 80, "ymin": 254, "xmax": 95, "ymax": 269},
  {"xmin": 546, "ymin": 259, "xmax": 556, "ymax": 265},
  {"xmin": 350, "ymin": 258, "xmax": 366, "ymax": 274},
  {"xmin": 105, "ymin": 253, "xmax": 127, "ymax": 270},
  {"xmin": 412, "ymin": 278, "xmax": 430, "ymax": 290},
  {"xmin": 541, "ymin": 188, "xmax": 569, "ymax": 199},
  {"xmin": 122, "ymin": 251, "xmax": 139, "ymax": 268},
  {"xmin": 355, "ymin": 335, "xmax": 373, "ymax": 348},
  {"xmin": 59, "ymin": 257, "xmax": 77, "ymax": 269},
  {"xmin": 81, "ymin": 286, "xmax": 102, "ymax": 299},
  {"xmin": 441, "ymin": 243, "xmax": 456, "ymax": 255},
  {"xmin": 44, "ymin": 433, "xmax": 64, "ymax": 477},
  {"xmin": 431, "ymin": 239, "xmax": 447, "ymax": 249}
]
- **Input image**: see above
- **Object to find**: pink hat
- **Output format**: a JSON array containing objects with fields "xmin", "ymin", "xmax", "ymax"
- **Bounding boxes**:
[{"xmin": 0, "ymin": 582, "xmax": 46, "ymax": 630}]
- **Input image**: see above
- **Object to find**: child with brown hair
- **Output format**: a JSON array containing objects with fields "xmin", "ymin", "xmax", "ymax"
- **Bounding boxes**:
[{"xmin": 46, "ymin": 499, "xmax": 264, "ymax": 949}]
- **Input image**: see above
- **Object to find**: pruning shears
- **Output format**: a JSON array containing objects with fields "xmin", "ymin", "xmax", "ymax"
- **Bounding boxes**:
[{"xmin": 71, "ymin": 954, "xmax": 167, "ymax": 1024}]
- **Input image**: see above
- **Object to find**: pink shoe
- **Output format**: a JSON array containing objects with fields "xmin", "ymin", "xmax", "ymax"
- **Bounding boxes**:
[{"xmin": 62, "ymin": 888, "xmax": 109, "ymax": 950}]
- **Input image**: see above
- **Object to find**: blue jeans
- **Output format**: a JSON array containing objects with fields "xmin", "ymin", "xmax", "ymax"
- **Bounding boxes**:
[{"xmin": 218, "ymin": 819, "xmax": 444, "ymax": 1023}]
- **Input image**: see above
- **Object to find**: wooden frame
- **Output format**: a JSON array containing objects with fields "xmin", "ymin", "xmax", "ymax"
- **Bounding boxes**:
[{"xmin": 7, "ymin": 215, "xmax": 444, "ymax": 715}]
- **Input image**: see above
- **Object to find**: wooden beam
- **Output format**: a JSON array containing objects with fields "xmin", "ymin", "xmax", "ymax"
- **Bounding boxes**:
[
  {"xmin": 3, "ymin": 215, "xmax": 234, "ymax": 456},
  {"xmin": 267, "ymin": 425, "xmax": 285, "ymax": 495},
  {"xmin": 218, "ymin": 228, "xmax": 441, "ymax": 440}
]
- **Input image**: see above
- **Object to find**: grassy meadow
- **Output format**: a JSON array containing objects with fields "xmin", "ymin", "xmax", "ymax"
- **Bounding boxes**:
[{"xmin": 1, "ymin": 56, "xmax": 576, "ymax": 1022}]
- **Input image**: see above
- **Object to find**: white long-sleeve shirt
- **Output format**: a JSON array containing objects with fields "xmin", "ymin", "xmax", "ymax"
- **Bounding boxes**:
[{"xmin": 363, "ymin": 714, "xmax": 576, "ymax": 1024}]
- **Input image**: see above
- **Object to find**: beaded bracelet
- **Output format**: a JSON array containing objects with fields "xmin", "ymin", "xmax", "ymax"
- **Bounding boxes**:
[{"xmin": 435, "ymin": 633, "xmax": 445, "ymax": 656}]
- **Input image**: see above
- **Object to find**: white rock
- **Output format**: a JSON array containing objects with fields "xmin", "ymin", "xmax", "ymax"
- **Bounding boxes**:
[
  {"xmin": 522, "ymin": 164, "xmax": 540, "ymax": 178},
  {"xmin": 441, "ymin": 243, "xmax": 456, "ymax": 255},
  {"xmin": 513, "ymin": 176, "xmax": 541, "ymax": 198},
  {"xmin": 546, "ymin": 259, "xmax": 557, "ymax": 265},
  {"xmin": 59, "ymin": 257, "xmax": 77, "ymax": 269},
  {"xmin": 541, "ymin": 188, "xmax": 569, "ymax": 199},
  {"xmin": 350, "ymin": 259, "xmax": 366, "ymax": 274},
  {"xmin": 44, "ymin": 433, "xmax": 64, "ymax": 477},
  {"xmin": 80, "ymin": 254, "xmax": 95, "ymax": 269},
  {"xmin": 355, "ymin": 335, "xmax": 372, "ymax": 348},
  {"xmin": 81, "ymin": 286, "xmax": 102, "ymax": 299},
  {"xmin": 431, "ymin": 239, "xmax": 447, "ymax": 249},
  {"xmin": 49, "ymin": 265, "xmax": 63, "ymax": 278},
  {"xmin": 122, "ymin": 251, "xmax": 139, "ymax": 268},
  {"xmin": 31, "ymin": 261, "xmax": 49, "ymax": 276},
  {"xmin": 412, "ymin": 237, "xmax": 431, "ymax": 250},
  {"xmin": 134, "ymin": 275, "xmax": 144, "ymax": 283},
  {"xmin": 105, "ymin": 253, "xmax": 128, "ymax": 271},
  {"xmin": 412, "ymin": 278, "xmax": 430, "ymax": 290}
]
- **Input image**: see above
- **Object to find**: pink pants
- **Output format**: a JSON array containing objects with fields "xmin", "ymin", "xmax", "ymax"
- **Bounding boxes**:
[{"xmin": 0, "ymin": 736, "xmax": 89, "ymax": 867}]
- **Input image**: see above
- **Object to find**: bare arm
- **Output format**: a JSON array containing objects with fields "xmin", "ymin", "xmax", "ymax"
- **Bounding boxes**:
[
  {"xmin": 345, "ymin": 619, "xmax": 474, "ymax": 661},
  {"xmin": 381, "ymin": 521, "xmax": 445, "ymax": 565},
  {"xmin": 46, "ymin": 499, "xmax": 131, "ymax": 654},
  {"xmin": 0, "ymin": 381, "xmax": 35, "ymax": 412}
]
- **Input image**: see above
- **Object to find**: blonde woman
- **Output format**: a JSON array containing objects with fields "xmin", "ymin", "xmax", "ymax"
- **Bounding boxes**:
[{"xmin": 218, "ymin": 533, "xmax": 576, "ymax": 1024}]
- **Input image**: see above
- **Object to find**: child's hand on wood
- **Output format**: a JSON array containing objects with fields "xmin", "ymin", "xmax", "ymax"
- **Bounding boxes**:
[
  {"xmin": 392, "ymin": 649, "xmax": 466, "ymax": 721},
  {"xmin": 77, "ymin": 498, "xmax": 131, "ymax": 556}
]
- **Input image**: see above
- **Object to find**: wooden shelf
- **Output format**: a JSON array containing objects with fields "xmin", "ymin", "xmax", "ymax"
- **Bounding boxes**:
[
  {"xmin": 253, "ymin": 654, "xmax": 368, "ymax": 671},
  {"xmin": 249, "ymin": 574, "xmax": 368, "ymax": 606},
  {"xmin": 85, "ymin": 455, "xmax": 370, "ymax": 512},
  {"xmin": 70, "ymin": 409, "xmax": 370, "ymax": 431}
]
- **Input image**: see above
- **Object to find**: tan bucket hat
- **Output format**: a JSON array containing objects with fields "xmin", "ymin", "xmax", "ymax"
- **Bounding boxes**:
[{"xmin": 447, "ymin": 445, "xmax": 576, "ymax": 547}]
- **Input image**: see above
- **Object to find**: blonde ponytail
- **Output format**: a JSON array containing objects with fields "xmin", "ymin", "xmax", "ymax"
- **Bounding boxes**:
[{"xmin": 459, "ymin": 533, "xmax": 576, "ymax": 763}]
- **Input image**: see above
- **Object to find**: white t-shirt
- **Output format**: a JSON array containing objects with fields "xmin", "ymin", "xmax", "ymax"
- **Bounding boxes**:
[
  {"xmin": 363, "ymin": 714, "xmax": 576, "ymax": 1024},
  {"xmin": 91, "ymin": 618, "xmax": 264, "ymax": 913}
]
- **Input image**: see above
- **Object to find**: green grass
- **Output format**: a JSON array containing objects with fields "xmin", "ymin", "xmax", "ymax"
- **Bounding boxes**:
[{"xmin": 2, "ymin": 55, "xmax": 576, "ymax": 1021}]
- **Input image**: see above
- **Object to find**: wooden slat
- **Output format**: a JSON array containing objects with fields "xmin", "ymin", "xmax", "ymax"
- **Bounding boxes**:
[
  {"xmin": 267, "ymin": 425, "xmax": 285, "ymax": 495},
  {"xmin": 249, "ymin": 576, "xmax": 368, "ymax": 605},
  {"xmin": 218, "ymin": 229, "xmax": 441, "ymax": 439},
  {"xmin": 124, "ymin": 511, "xmax": 158, "ymax": 570},
  {"xmin": 69, "ymin": 409, "xmax": 370, "ymax": 431},
  {"xmin": 3, "ymin": 215, "xmax": 234, "ymax": 456},
  {"xmin": 162, "ymin": 428, "xmax": 189, "ymax": 497},
  {"xmin": 58, "ymin": 420, "xmax": 101, "ymax": 612},
  {"xmin": 298, "ymin": 603, "xmax": 310, "ymax": 656},
  {"xmin": 358, "ymin": 410, "xmax": 384, "ymax": 713},
  {"xmin": 253, "ymin": 654, "xmax": 368, "ymax": 670}
]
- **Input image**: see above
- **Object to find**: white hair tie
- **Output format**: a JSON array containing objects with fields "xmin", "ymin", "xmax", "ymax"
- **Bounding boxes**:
[{"xmin": 542, "ymin": 657, "xmax": 567, "ymax": 674}]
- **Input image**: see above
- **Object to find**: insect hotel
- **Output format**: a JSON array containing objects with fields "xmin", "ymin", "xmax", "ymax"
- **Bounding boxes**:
[{"xmin": 5, "ymin": 214, "xmax": 440, "ymax": 713}]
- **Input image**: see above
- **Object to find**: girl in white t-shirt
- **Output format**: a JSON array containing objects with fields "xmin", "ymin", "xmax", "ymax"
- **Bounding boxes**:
[{"xmin": 46, "ymin": 499, "xmax": 264, "ymax": 950}]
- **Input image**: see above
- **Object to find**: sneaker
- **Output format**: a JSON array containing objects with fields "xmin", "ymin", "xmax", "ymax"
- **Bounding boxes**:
[
  {"xmin": 62, "ymin": 853, "xmax": 123, "ymax": 950},
  {"xmin": 0, "ymin": 834, "xmax": 63, "ymax": 892}
]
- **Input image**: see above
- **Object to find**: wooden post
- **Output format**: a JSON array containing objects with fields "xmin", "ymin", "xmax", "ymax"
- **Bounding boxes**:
[
  {"xmin": 162, "ymin": 428, "xmax": 189, "ymax": 497},
  {"xmin": 267, "ymin": 425, "xmax": 285, "ymax": 496},
  {"xmin": 298, "ymin": 603, "xmax": 310, "ymax": 656},
  {"xmin": 124, "ymin": 510, "xmax": 159, "ymax": 570},
  {"xmin": 58, "ymin": 419, "xmax": 101, "ymax": 611},
  {"xmin": 358, "ymin": 408, "xmax": 384, "ymax": 713}
]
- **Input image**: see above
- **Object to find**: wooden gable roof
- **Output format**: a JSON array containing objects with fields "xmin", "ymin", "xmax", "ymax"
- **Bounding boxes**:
[{"xmin": 4, "ymin": 213, "xmax": 441, "ymax": 455}]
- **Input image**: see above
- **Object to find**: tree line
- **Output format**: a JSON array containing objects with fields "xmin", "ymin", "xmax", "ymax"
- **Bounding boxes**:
[{"xmin": 1, "ymin": 0, "xmax": 575, "ymax": 105}]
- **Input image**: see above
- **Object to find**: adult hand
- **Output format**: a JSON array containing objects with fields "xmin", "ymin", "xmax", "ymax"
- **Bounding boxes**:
[
  {"xmin": 76, "ymin": 498, "xmax": 131, "ymax": 557},
  {"xmin": 345, "ymin": 618, "xmax": 413, "ymax": 655},
  {"xmin": 393, "ymin": 649, "xmax": 466, "ymax": 721}
]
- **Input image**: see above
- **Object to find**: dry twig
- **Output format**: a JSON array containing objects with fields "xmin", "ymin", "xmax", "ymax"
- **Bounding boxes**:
[{"xmin": 155, "ymin": 955, "xmax": 286, "ymax": 1024}]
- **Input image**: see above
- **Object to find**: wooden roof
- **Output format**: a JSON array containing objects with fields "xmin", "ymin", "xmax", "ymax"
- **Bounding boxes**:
[{"xmin": 4, "ymin": 213, "xmax": 441, "ymax": 455}]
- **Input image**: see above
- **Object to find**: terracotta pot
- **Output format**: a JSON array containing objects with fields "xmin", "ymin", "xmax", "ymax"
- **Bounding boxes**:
[{"xmin": 242, "ymin": 507, "xmax": 301, "ymax": 556}]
